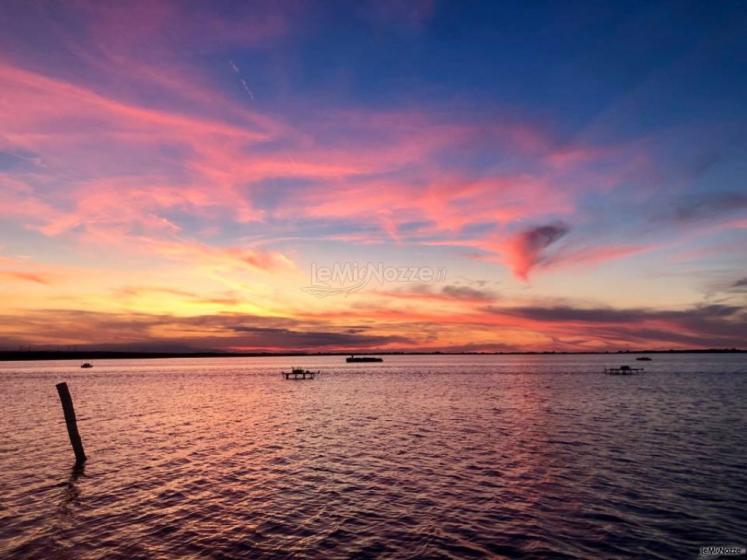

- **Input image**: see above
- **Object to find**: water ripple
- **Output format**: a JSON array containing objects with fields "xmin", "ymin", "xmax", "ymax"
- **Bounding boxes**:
[{"xmin": 1, "ymin": 354, "xmax": 745, "ymax": 559}]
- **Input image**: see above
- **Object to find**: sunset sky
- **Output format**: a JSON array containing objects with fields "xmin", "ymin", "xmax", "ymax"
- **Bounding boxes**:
[{"xmin": 1, "ymin": 0, "xmax": 746, "ymax": 352}]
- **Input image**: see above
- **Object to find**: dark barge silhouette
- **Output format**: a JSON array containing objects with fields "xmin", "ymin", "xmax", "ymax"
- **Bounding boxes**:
[{"xmin": 346, "ymin": 355, "xmax": 383, "ymax": 363}]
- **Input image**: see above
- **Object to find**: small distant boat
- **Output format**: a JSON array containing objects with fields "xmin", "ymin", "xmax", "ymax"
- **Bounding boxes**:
[
  {"xmin": 604, "ymin": 365, "xmax": 644, "ymax": 375},
  {"xmin": 346, "ymin": 355, "xmax": 383, "ymax": 363},
  {"xmin": 636, "ymin": 356, "xmax": 652, "ymax": 361},
  {"xmin": 80, "ymin": 363, "xmax": 93, "ymax": 369},
  {"xmin": 282, "ymin": 367, "xmax": 317, "ymax": 380}
]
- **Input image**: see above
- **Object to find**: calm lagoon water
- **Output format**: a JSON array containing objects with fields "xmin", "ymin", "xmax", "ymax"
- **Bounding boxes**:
[{"xmin": 1, "ymin": 354, "xmax": 745, "ymax": 559}]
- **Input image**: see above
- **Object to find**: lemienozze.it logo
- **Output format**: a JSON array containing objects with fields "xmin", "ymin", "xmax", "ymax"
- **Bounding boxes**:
[
  {"xmin": 699, "ymin": 545, "xmax": 746, "ymax": 559},
  {"xmin": 301, "ymin": 261, "xmax": 447, "ymax": 297}
]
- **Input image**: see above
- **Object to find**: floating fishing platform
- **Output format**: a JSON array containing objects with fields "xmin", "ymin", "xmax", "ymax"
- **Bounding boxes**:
[
  {"xmin": 604, "ymin": 365, "xmax": 644, "ymax": 375},
  {"xmin": 282, "ymin": 368, "xmax": 318, "ymax": 380}
]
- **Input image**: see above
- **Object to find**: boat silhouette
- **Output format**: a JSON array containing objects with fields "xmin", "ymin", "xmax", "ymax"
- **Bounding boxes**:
[{"xmin": 346, "ymin": 355, "xmax": 383, "ymax": 363}]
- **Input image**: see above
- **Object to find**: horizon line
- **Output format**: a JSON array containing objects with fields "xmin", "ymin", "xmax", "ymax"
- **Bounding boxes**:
[{"xmin": 0, "ymin": 348, "xmax": 744, "ymax": 362}]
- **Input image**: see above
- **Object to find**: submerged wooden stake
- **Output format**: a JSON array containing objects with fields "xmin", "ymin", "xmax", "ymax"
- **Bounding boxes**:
[{"xmin": 56, "ymin": 382, "xmax": 87, "ymax": 465}]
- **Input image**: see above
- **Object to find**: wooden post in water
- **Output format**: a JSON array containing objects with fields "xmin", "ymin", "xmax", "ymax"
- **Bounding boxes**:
[{"xmin": 55, "ymin": 382, "xmax": 87, "ymax": 465}]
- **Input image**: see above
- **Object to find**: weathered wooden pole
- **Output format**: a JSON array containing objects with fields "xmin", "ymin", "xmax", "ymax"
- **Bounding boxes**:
[{"xmin": 55, "ymin": 382, "xmax": 87, "ymax": 465}]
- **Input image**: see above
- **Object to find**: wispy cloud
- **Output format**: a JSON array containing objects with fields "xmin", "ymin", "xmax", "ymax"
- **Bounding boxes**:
[
  {"xmin": 0, "ymin": 270, "xmax": 53, "ymax": 285},
  {"xmin": 0, "ymin": 309, "xmax": 410, "ymax": 352},
  {"xmin": 504, "ymin": 222, "xmax": 570, "ymax": 280},
  {"xmin": 482, "ymin": 303, "xmax": 747, "ymax": 349},
  {"xmin": 377, "ymin": 284, "xmax": 498, "ymax": 303},
  {"xmin": 670, "ymin": 191, "xmax": 747, "ymax": 224}
]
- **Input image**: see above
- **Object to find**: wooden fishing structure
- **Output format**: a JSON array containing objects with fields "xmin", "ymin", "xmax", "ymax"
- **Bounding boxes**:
[
  {"xmin": 604, "ymin": 365, "xmax": 644, "ymax": 375},
  {"xmin": 282, "ymin": 368, "xmax": 318, "ymax": 380}
]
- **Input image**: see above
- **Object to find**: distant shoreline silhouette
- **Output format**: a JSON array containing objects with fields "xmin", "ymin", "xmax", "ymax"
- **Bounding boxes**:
[{"xmin": 0, "ymin": 348, "xmax": 743, "ymax": 362}]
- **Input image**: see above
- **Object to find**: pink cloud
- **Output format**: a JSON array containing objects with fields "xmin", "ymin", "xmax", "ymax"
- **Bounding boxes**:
[
  {"xmin": 545, "ymin": 243, "xmax": 650, "ymax": 271},
  {"xmin": 2, "ymin": 59, "xmax": 584, "ymax": 251},
  {"xmin": 496, "ymin": 222, "xmax": 650, "ymax": 280},
  {"xmin": 503, "ymin": 222, "xmax": 570, "ymax": 280},
  {"xmin": 0, "ymin": 255, "xmax": 61, "ymax": 286},
  {"xmin": 0, "ymin": 270, "xmax": 53, "ymax": 285},
  {"xmin": 0, "ymin": 53, "xmax": 641, "ymax": 283},
  {"xmin": 544, "ymin": 145, "xmax": 610, "ymax": 170},
  {"xmin": 133, "ymin": 237, "xmax": 296, "ymax": 274}
]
